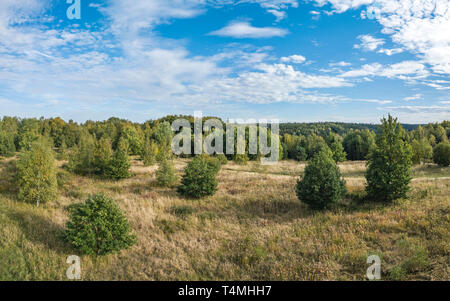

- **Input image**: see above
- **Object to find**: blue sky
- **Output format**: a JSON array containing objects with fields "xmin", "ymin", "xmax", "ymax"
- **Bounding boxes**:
[{"xmin": 0, "ymin": 0, "xmax": 449, "ymax": 123}]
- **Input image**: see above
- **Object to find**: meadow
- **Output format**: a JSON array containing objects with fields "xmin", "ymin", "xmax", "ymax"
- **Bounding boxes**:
[{"xmin": 0, "ymin": 157, "xmax": 449, "ymax": 280}]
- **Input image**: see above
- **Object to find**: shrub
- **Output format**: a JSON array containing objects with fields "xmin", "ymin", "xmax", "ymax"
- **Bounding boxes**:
[
  {"xmin": 216, "ymin": 153, "xmax": 228, "ymax": 165},
  {"xmin": 64, "ymin": 193, "xmax": 136, "ymax": 255},
  {"xmin": 16, "ymin": 140, "xmax": 58, "ymax": 206},
  {"xmin": 178, "ymin": 156, "xmax": 219, "ymax": 198},
  {"xmin": 366, "ymin": 115, "xmax": 412, "ymax": 202},
  {"xmin": 156, "ymin": 158, "xmax": 178, "ymax": 187},
  {"xmin": 433, "ymin": 142, "xmax": 450, "ymax": 167},
  {"xmin": 296, "ymin": 149, "xmax": 346, "ymax": 210},
  {"xmin": 233, "ymin": 154, "xmax": 249, "ymax": 165}
]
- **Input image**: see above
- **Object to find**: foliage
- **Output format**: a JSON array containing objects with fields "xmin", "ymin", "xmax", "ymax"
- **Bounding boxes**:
[
  {"xmin": 411, "ymin": 138, "xmax": 432, "ymax": 165},
  {"xmin": 178, "ymin": 156, "xmax": 219, "ymax": 198},
  {"xmin": 295, "ymin": 149, "xmax": 346, "ymax": 210},
  {"xmin": 433, "ymin": 142, "xmax": 450, "ymax": 167},
  {"xmin": 342, "ymin": 129, "xmax": 375, "ymax": 160},
  {"xmin": 156, "ymin": 158, "xmax": 178, "ymax": 187},
  {"xmin": 16, "ymin": 140, "xmax": 58, "ymax": 206},
  {"xmin": 105, "ymin": 138, "xmax": 131, "ymax": 180},
  {"xmin": 141, "ymin": 138, "xmax": 158, "ymax": 166},
  {"xmin": 64, "ymin": 193, "xmax": 136, "ymax": 255},
  {"xmin": 366, "ymin": 115, "xmax": 413, "ymax": 202}
]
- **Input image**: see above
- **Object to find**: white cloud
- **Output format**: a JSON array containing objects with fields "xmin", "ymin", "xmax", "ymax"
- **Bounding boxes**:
[
  {"xmin": 378, "ymin": 48, "xmax": 404, "ymax": 56},
  {"xmin": 329, "ymin": 61, "xmax": 351, "ymax": 67},
  {"xmin": 354, "ymin": 34, "xmax": 385, "ymax": 51},
  {"xmin": 281, "ymin": 54, "xmax": 306, "ymax": 64},
  {"xmin": 209, "ymin": 21, "xmax": 289, "ymax": 38},
  {"xmin": 314, "ymin": 0, "xmax": 450, "ymax": 74},
  {"xmin": 340, "ymin": 61, "xmax": 429, "ymax": 80},
  {"xmin": 403, "ymin": 94, "xmax": 423, "ymax": 101}
]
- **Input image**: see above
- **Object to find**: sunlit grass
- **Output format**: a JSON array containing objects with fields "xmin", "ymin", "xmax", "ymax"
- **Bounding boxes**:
[{"xmin": 0, "ymin": 158, "xmax": 448, "ymax": 280}]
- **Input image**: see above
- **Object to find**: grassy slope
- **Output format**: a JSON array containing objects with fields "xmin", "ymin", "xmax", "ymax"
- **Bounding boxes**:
[{"xmin": 0, "ymin": 158, "xmax": 449, "ymax": 280}]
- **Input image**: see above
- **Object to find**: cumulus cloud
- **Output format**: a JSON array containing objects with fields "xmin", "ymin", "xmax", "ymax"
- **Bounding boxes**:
[
  {"xmin": 354, "ymin": 34, "xmax": 385, "ymax": 51},
  {"xmin": 208, "ymin": 21, "xmax": 289, "ymax": 38},
  {"xmin": 314, "ymin": 0, "xmax": 450, "ymax": 74},
  {"xmin": 280, "ymin": 54, "xmax": 306, "ymax": 64},
  {"xmin": 340, "ymin": 61, "xmax": 429, "ymax": 80}
]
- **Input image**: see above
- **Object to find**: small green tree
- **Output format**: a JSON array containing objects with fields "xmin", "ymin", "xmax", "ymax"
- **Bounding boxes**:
[
  {"xmin": 178, "ymin": 156, "xmax": 219, "ymax": 198},
  {"xmin": 141, "ymin": 138, "xmax": 158, "ymax": 166},
  {"xmin": 0, "ymin": 130, "xmax": 16, "ymax": 157},
  {"xmin": 411, "ymin": 138, "xmax": 432, "ymax": 165},
  {"xmin": 433, "ymin": 142, "xmax": 450, "ymax": 167},
  {"xmin": 105, "ymin": 138, "xmax": 131, "ymax": 180},
  {"xmin": 64, "ymin": 193, "xmax": 136, "ymax": 255},
  {"xmin": 156, "ymin": 157, "xmax": 178, "ymax": 187},
  {"xmin": 93, "ymin": 137, "xmax": 113, "ymax": 175},
  {"xmin": 295, "ymin": 149, "xmax": 346, "ymax": 210},
  {"xmin": 67, "ymin": 132, "xmax": 96, "ymax": 175},
  {"xmin": 366, "ymin": 115, "xmax": 413, "ymax": 202},
  {"xmin": 16, "ymin": 140, "xmax": 58, "ymax": 206}
]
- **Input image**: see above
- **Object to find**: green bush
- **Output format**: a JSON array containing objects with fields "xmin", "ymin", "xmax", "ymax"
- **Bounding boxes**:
[
  {"xmin": 16, "ymin": 140, "xmax": 58, "ymax": 206},
  {"xmin": 178, "ymin": 156, "xmax": 219, "ymax": 198},
  {"xmin": 216, "ymin": 153, "xmax": 228, "ymax": 165},
  {"xmin": 433, "ymin": 142, "xmax": 450, "ymax": 167},
  {"xmin": 366, "ymin": 115, "xmax": 412, "ymax": 202},
  {"xmin": 295, "ymin": 149, "xmax": 346, "ymax": 210},
  {"xmin": 233, "ymin": 154, "xmax": 249, "ymax": 165},
  {"xmin": 64, "ymin": 193, "xmax": 136, "ymax": 255},
  {"xmin": 156, "ymin": 158, "xmax": 178, "ymax": 187}
]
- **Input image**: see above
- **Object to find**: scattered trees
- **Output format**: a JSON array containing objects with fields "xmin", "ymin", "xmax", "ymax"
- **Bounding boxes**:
[
  {"xmin": 178, "ymin": 155, "xmax": 220, "ymax": 198},
  {"xmin": 64, "ymin": 193, "xmax": 136, "ymax": 255},
  {"xmin": 433, "ymin": 142, "xmax": 450, "ymax": 167},
  {"xmin": 16, "ymin": 140, "xmax": 58, "ymax": 206},
  {"xmin": 365, "ymin": 115, "xmax": 413, "ymax": 202},
  {"xmin": 295, "ymin": 149, "xmax": 346, "ymax": 210},
  {"xmin": 141, "ymin": 138, "xmax": 158, "ymax": 166}
]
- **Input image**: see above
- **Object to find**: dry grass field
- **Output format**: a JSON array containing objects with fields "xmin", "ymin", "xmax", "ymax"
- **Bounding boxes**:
[{"xmin": 0, "ymin": 157, "xmax": 449, "ymax": 280}]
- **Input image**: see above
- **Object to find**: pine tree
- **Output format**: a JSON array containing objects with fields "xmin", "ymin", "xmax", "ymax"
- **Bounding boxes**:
[
  {"xmin": 94, "ymin": 137, "xmax": 113, "ymax": 175},
  {"xmin": 64, "ymin": 193, "xmax": 136, "ymax": 255},
  {"xmin": 105, "ymin": 138, "xmax": 131, "ymax": 180},
  {"xmin": 365, "ymin": 115, "xmax": 413, "ymax": 202},
  {"xmin": 296, "ymin": 149, "xmax": 346, "ymax": 210},
  {"xmin": 67, "ymin": 132, "xmax": 96, "ymax": 175},
  {"xmin": 141, "ymin": 138, "xmax": 158, "ymax": 166},
  {"xmin": 156, "ymin": 157, "xmax": 178, "ymax": 187},
  {"xmin": 16, "ymin": 140, "xmax": 58, "ymax": 206},
  {"xmin": 178, "ymin": 156, "xmax": 219, "ymax": 198}
]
